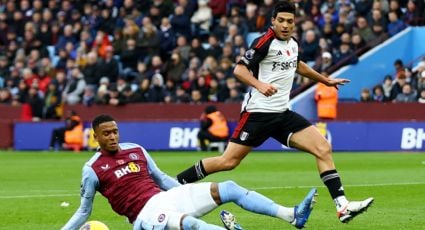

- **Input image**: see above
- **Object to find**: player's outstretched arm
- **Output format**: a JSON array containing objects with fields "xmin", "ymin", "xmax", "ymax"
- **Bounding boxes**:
[
  {"xmin": 296, "ymin": 61, "xmax": 350, "ymax": 89},
  {"xmin": 62, "ymin": 166, "xmax": 97, "ymax": 230},
  {"xmin": 141, "ymin": 147, "xmax": 181, "ymax": 190}
]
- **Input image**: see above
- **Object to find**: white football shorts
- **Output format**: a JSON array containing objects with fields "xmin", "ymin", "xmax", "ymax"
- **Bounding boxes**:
[{"xmin": 133, "ymin": 182, "xmax": 218, "ymax": 230}]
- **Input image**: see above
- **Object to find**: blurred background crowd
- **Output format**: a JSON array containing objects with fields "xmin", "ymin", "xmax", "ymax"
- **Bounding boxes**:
[{"xmin": 0, "ymin": 0, "xmax": 423, "ymax": 120}]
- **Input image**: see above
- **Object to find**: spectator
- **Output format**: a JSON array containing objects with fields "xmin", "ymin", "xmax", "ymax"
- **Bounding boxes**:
[
  {"xmin": 205, "ymin": 35, "xmax": 223, "ymax": 61},
  {"xmin": 190, "ymin": 89, "xmax": 204, "ymax": 104},
  {"xmin": 55, "ymin": 24, "xmax": 77, "ymax": 53},
  {"xmin": 382, "ymin": 75, "xmax": 394, "ymax": 100},
  {"xmin": 0, "ymin": 88, "xmax": 12, "ymax": 104},
  {"xmin": 120, "ymin": 38, "xmax": 140, "ymax": 76},
  {"xmin": 158, "ymin": 17, "xmax": 176, "ymax": 58},
  {"xmin": 372, "ymin": 84, "xmax": 389, "ymax": 102},
  {"xmin": 170, "ymin": 6, "xmax": 192, "ymax": 40},
  {"xmin": 389, "ymin": 0, "xmax": 403, "ymax": 18},
  {"xmin": 132, "ymin": 78, "xmax": 151, "ymax": 103},
  {"xmin": 146, "ymin": 73, "xmax": 167, "ymax": 102},
  {"xmin": 403, "ymin": 0, "xmax": 421, "ymax": 25},
  {"xmin": 26, "ymin": 85, "xmax": 44, "ymax": 121},
  {"xmin": 121, "ymin": 85, "xmax": 137, "ymax": 104},
  {"xmin": 225, "ymin": 87, "xmax": 244, "ymax": 103},
  {"xmin": 174, "ymin": 35, "xmax": 191, "ymax": 62},
  {"xmin": 111, "ymin": 29, "xmax": 126, "ymax": 55},
  {"xmin": 173, "ymin": 86, "xmax": 191, "ymax": 103},
  {"xmin": 394, "ymin": 84, "xmax": 417, "ymax": 102},
  {"xmin": 387, "ymin": 10, "xmax": 407, "ymax": 37},
  {"xmin": 393, "ymin": 59, "xmax": 407, "ymax": 79},
  {"xmin": 62, "ymin": 67, "xmax": 86, "ymax": 105},
  {"xmin": 197, "ymin": 105, "xmax": 229, "ymax": 151},
  {"xmin": 300, "ymin": 30, "xmax": 319, "ymax": 66},
  {"xmin": 353, "ymin": 16, "xmax": 377, "ymax": 44},
  {"xmin": 360, "ymin": 88, "xmax": 373, "ymax": 102},
  {"xmin": 315, "ymin": 51, "xmax": 333, "ymax": 73},
  {"xmin": 165, "ymin": 52, "xmax": 187, "ymax": 84},
  {"xmin": 97, "ymin": 46, "xmax": 120, "ymax": 83},
  {"xmin": 389, "ymin": 73, "xmax": 407, "ymax": 100},
  {"xmin": 138, "ymin": 17, "xmax": 160, "ymax": 59},
  {"xmin": 417, "ymin": 71, "xmax": 425, "ymax": 92},
  {"xmin": 351, "ymin": 33, "xmax": 367, "ymax": 56},
  {"xmin": 418, "ymin": 89, "xmax": 425, "ymax": 103},
  {"xmin": 191, "ymin": 0, "xmax": 213, "ymax": 38},
  {"xmin": 104, "ymin": 83, "xmax": 127, "ymax": 106},
  {"xmin": 213, "ymin": 16, "xmax": 230, "ymax": 42},
  {"xmin": 82, "ymin": 85, "xmax": 96, "ymax": 106},
  {"xmin": 0, "ymin": 56, "xmax": 10, "ymax": 80},
  {"xmin": 209, "ymin": 0, "xmax": 228, "ymax": 25},
  {"xmin": 333, "ymin": 42, "xmax": 358, "ymax": 69},
  {"xmin": 43, "ymin": 82, "xmax": 62, "ymax": 119},
  {"xmin": 189, "ymin": 37, "xmax": 206, "ymax": 61}
]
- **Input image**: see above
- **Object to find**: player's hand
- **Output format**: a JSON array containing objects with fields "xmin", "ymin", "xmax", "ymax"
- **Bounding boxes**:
[
  {"xmin": 256, "ymin": 82, "xmax": 278, "ymax": 97},
  {"xmin": 326, "ymin": 78, "xmax": 350, "ymax": 89}
]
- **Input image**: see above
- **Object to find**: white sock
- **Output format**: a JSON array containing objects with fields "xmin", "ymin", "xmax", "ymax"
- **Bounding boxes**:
[
  {"xmin": 276, "ymin": 206, "xmax": 295, "ymax": 222},
  {"xmin": 334, "ymin": 196, "xmax": 349, "ymax": 211}
]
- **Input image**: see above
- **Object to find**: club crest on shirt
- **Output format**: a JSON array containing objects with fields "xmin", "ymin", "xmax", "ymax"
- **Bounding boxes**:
[
  {"xmin": 158, "ymin": 213, "xmax": 166, "ymax": 223},
  {"xmin": 129, "ymin": 153, "xmax": 139, "ymax": 160},
  {"xmin": 240, "ymin": 131, "xmax": 249, "ymax": 141}
]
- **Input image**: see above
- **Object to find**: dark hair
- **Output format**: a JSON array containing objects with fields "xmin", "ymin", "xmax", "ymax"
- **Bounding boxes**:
[
  {"xmin": 204, "ymin": 105, "xmax": 217, "ymax": 114},
  {"xmin": 92, "ymin": 114, "xmax": 115, "ymax": 130},
  {"xmin": 394, "ymin": 59, "xmax": 403, "ymax": 66},
  {"xmin": 272, "ymin": 1, "xmax": 296, "ymax": 18}
]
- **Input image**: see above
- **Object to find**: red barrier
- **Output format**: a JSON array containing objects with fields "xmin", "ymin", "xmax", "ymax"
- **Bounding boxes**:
[
  {"xmin": 337, "ymin": 102, "xmax": 425, "ymax": 121},
  {"xmin": 1, "ymin": 102, "xmax": 424, "ymax": 149},
  {"xmin": 63, "ymin": 103, "xmax": 242, "ymax": 122}
]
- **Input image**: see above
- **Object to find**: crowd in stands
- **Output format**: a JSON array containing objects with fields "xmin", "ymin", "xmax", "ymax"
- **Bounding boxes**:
[
  {"xmin": 0, "ymin": 0, "xmax": 423, "ymax": 120},
  {"xmin": 360, "ymin": 57, "xmax": 425, "ymax": 103}
]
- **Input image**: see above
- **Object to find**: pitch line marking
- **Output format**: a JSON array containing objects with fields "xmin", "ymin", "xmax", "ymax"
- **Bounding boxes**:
[
  {"xmin": 0, "ymin": 194, "xmax": 78, "ymax": 199},
  {"xmin": 251, "ymin": 181, "xmax": 425, "ymax": 190},
  {"xmin": 0, "ymin": 182, "xmax": 424, "ymax": 199}
]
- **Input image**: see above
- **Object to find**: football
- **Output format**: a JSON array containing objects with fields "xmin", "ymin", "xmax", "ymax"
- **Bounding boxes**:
[{"xmin": 79, "ymin": 220, "xmax": 109, "ymax": 230}]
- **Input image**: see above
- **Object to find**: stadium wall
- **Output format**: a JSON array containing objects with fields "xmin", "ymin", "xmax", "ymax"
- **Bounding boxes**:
[
  {"xmin": 2, "ymin": 103, "xmax": 425, "ymax": 150},
  {"xmin": 291, "ymin": 27, "xmax": 425, "ymax": 121},
  {"xmin": 13, "ymin": 120, "xmax": 425, "ymax": 151}
]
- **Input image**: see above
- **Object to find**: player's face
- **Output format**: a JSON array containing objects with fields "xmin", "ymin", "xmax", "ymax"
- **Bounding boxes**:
[
  {"xmin": 272, "ymin": 12, "xmax": 295, "ymax": 40},
  {"xmin": 94, "ymin": 121, "xmax": 119, "ymax": 152}
]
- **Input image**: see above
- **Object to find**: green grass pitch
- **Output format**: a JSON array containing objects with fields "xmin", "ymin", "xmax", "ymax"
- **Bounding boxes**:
[{"xmin": 0, "ymin": 151, "xmax": 424, "ymax": 230}]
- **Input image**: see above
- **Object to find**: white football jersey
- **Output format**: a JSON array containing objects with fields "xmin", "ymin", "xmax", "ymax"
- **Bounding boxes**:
[{"xmin": 239, "ymin": 28, "xmax": 299, "ymax": 113}]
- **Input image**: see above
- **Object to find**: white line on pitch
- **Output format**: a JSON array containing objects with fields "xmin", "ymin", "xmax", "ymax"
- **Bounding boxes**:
[
  {"xmin": 0, "ymin": 194, "xmax": 78, "ymax": 199},
  {"xmin": 1, "ymin": 182, "xmax": 424, "ymax": 199},
  {"xmin": 251, "ymin": 181, "xmax": 425, "ymax": 190}
]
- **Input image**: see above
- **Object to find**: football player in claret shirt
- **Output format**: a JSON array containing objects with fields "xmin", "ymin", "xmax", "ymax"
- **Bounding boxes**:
[
  {"xmin": 176, "ymin": 0, "xmax": 373, "ymax": 224},
  {"xmin": 62, "ymin": 114, "xmax": 317, "ymax": 230}
]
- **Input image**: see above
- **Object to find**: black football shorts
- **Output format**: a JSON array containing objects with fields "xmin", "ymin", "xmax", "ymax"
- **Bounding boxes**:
[{"xmin": 230, "ymin": 110, "xmax": 312, "ymax": 147}]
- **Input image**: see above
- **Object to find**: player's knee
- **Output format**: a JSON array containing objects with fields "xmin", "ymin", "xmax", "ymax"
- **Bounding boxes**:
[
  {"xmin": 315, "ymin": 141, "xmax": 332, "ymax": 159},
  {"xmin": 218, "ymin": 180, "xmax": 247, "ymax": 203}
]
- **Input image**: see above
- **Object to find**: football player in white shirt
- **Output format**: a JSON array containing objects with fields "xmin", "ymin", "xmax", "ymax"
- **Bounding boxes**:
[{"xmin": 177, "ymin": 0, "xmax": 373, "ymax": 224}]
